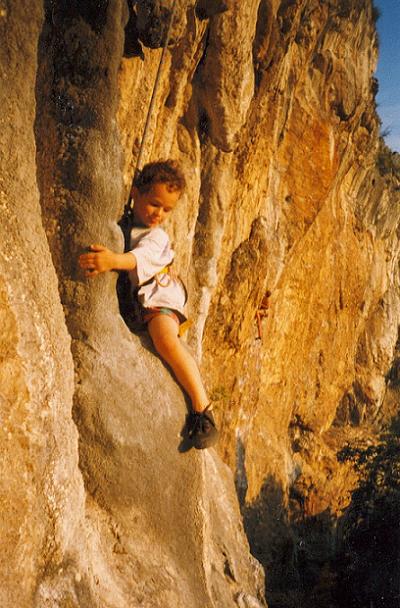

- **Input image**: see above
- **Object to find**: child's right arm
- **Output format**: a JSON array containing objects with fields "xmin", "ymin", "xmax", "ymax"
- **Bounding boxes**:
[{"xmin": 78, "ymin": 244, "xmax": 136, "ymax": 278}]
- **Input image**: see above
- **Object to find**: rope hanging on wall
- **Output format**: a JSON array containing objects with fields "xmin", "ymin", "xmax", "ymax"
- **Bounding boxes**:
[
  {"xmin": 117, "ymin": 0, "xmax": 179, "ymax": 325},
  {"xmin": 122, "ymin": 0, "xmax": 179, "ymax": 232}
]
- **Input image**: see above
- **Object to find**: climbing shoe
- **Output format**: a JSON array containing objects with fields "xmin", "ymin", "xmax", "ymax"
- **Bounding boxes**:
[{"xmin": 187, "ymin": 406, "xmax": 219, "ymax": 450}]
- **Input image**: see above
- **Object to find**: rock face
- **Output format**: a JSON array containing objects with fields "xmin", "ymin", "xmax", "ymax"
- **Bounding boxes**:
[{"xmin": 1, "ymin": 0, "xmax": 399, "ymax": 607}]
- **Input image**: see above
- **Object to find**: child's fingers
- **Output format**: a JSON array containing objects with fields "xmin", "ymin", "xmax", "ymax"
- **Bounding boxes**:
[
  {"xmin": 78, "ymin": 255, "xmax": 88, "ymax": 267},
  {"xmin": 79, "ymin": 246, "xmax": 107, "ymax": 276},
  {"xmin": 79, "ymin": 254, "xmax": 102, "ymax": 276},
  {"xmin": 78, "ymin": 255, "xmax": 95, "ymax": 268}
]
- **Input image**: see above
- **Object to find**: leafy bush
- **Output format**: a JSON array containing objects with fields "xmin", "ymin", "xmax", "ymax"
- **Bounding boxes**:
[
  {"xmin": 335, "ymin": 419, "xmax": 400, "ymax": 607},
  {"xmin": 372, "ymin": 3, "xmax": 381, "ymax": 23},
  {"xmin": 377, "ymin": 138, "xmax": 400, "ymax": 178},
  {"xmin": 334, "ymin": 0, "xmax": 380, "ymax": 21}
]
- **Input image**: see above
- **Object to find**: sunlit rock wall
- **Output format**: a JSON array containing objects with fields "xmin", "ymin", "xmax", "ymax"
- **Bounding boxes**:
[
  {"xmin": 0, "ymin": 2, "xmax": 85, "ymax": 606},
  {"xmin": 1, "ymin": 0, "xmax": 399, "ymax": 607},
  {"xmin": 117, "ymin": 0, "xmax": 400, "ymax": 604},
  {"xmin": 0, "ymin": 1, "xmax": 265, "ymax": 607}
]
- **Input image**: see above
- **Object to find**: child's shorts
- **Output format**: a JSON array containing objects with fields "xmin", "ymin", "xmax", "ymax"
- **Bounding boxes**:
[{"xmin": 142, "ymin": 306, "xmax": 181, "ymax": 327}]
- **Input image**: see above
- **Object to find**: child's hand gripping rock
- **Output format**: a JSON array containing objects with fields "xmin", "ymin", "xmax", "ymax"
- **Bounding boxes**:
[{"xmin": 79, "ymin": 244, "xmax": 136, "ymax": 277}]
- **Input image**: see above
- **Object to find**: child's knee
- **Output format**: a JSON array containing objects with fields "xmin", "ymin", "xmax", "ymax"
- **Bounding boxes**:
[{"xmin": 152, "ymin": 332, "xmax": 180, "ymax": 359}]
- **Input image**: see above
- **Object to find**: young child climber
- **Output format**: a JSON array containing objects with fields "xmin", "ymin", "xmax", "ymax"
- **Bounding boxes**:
[{"xmin": 78, "ymin": 160, "xmax": 218, "ymax": 449}]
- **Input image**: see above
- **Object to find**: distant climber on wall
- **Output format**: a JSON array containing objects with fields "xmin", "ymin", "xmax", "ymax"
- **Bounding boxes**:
[{"xmin": 78, "ymin": 160, "xmax": 218, "ymax": 449}]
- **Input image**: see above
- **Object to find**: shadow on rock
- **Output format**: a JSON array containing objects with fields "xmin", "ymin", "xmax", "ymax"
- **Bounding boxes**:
[
  {"xmin": 236, "ymin": 414, "xmax": 400, "ymax": 608},
  {"xmin": 334, "ymin": 413, "xmax": 400, "ymax": 608}
]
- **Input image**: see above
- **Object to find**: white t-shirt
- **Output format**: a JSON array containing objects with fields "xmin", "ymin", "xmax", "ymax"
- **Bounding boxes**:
[{"xmin": 128, "ymin": 225, "xmax": 187, "ymax": 318}]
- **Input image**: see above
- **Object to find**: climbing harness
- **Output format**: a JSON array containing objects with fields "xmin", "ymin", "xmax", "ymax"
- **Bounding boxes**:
[
  {"xmin": 154, "ymin": 266, "xmax": 191, "ymax": 336},
  {"xmin": 155, "ymin": 265, "xmax": 173, "ymax": 287}
]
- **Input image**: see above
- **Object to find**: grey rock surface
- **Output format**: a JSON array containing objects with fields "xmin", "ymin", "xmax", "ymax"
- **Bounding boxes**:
[
  {"xmin": 2, "ymin": 0, "xmax": 400, "ymax": 607},
  {"xmin": 0, "ymin": 1, "xmax": 266, "ymax": 606}
]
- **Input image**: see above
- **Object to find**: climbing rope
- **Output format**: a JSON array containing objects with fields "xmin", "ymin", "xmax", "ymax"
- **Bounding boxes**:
[
  {"xmin": 117, "ymin": 0, "xmax": 179, "ymax": 317},
  {"xmin": 123, "ymin": 0, "xmax": 179, "ymax": 225}
]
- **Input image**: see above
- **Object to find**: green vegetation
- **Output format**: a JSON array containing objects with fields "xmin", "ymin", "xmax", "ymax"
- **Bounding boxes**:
[
  {"xmin": 377, "ymin": 138, "xmax": 400, "ymax": 178},
  {"xmin": 334, "ymin": 0, "xmax": 380, "ymax": 21},
  {"xmin": 372, "ymin": 3, "xmax": 381, "ymax": 23},
  {"xmin": 335, "ymin": 418, "xmax": 400, "ymax": 607},
  {"xmin": 328, "ymin": 0, "xmax": 381, "ymax": 41}
]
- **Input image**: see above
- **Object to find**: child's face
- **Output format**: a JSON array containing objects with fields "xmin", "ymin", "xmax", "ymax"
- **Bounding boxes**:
[{"xmin": 132, "ymin": 182, "xmax": 181, "ymax": 228}]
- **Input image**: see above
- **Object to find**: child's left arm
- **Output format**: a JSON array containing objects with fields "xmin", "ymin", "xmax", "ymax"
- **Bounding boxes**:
[{"xmin": 79, "ymin": 244, "xmax": 136, "ymax": 277}]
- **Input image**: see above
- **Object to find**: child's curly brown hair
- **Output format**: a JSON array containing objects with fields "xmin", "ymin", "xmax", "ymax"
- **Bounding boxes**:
[{"xmin": 134, "ymin": 160, "xmax": 186, "ymax": 194}]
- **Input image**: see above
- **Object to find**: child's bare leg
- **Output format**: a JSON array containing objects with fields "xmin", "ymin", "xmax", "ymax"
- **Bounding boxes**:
[{"xmin": 147, "ymin": 315, "xmax": 208, "ymax": 412}]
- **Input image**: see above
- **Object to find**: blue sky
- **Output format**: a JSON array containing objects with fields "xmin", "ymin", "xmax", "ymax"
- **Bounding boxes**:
[{"xmin": 375, "ymin": 0, "xmax": 400, "ymax": 151}]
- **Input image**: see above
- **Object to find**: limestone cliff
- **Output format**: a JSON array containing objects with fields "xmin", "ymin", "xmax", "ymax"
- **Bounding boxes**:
[{"xmin": 1, "ymin": 1, "xmax": 399, "ymax": 607}]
